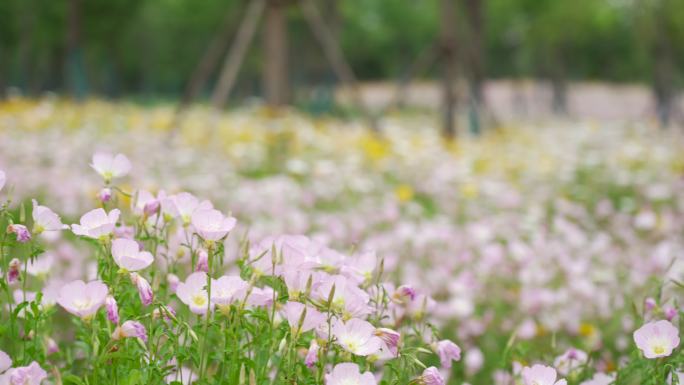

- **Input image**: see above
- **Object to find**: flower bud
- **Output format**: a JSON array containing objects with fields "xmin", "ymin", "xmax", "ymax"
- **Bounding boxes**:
[
  {"xmin": 98, "ymin": 188, "xmax": 112, "ymax": 203},
  {"xmin": 644, "ymin": 297, "xmax": 656, "ymax": 312},
  {"xmin": 112, "ymin": 320, "xmax": 148, "ymax": 343},
  {"xmin": 375, "ymin": 328, "xmax": 401, "ymax": 357},
  {"xmin": 7, "ymin": 258, "xmax": 21, "ymax": 284},
  {"xmin": 130, "ymin": 273, "xmax": 154, "ymax": 306},
  {"xmin": 195, "ymin": 250, "xmax": 209, "ymax": 273},
  {"xmin": 7, "ymin": 224, "xmax": 31, "ymax": 243},
  {"xmin": 392, "ymin": 284, "xmax": 416, "ymax": 304},
  {"xmin": 143, "ymin": 200, "xmax": 160, "ymax": 216},
  {"xmin": 434, "ymin": 339, "xmax": 461, "ymax": 369},
  {"xmin": 305, "ymin": 340, "xmax": 319, "ymax": 369},
  {"xmin": 105, "ymin": 295, "xmax": 119, "ymax": 324},
  {"xmin": 418, "ymin": 367, "xmax": 445, "ymax": 385}
]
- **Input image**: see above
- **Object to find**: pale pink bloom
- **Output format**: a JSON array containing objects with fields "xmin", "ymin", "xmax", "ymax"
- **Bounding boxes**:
[
  {"xmin": 0, "ymin": 170, "xmax": 5, "ymax": 192},
  {"xmin": 176, "ymin": 272, "xmax": 213, "ymax": 314},
  {"xmin": 305, "ymin": 340, "xmax": 319, "ymax": 368},
  {"xmin": 282, "ymin": 268, "xmax": 322, "ymax": 300},
  {"xmin": 340, "ymin": 250, "xmax": 377, "ymax": 284},
  {"xmin": 91, "ymin": 152, "xmax": 131, "ymax": 181},
  {"xmin": 325, "ymin": 362, "xmax": 376, "ymax": 385},
  {"xmin": 579, "ymin": 373, "xmax": 615, "ymax": 385},
  {"xmin": 191, "ymin": 209, "xmax": 236, "ymax": 242},
  {"xmin": 5, "ymin": 361, "xmax": 47, "ymax": 385},
  {"xmin": 465, "ymin": 347, "xmax": 484, "ymax": 375},
  {"xmin": 7, "ymin": 224, "xmax": 31, "ymax": 243},
  {"xmin": 0, "ymin": 350, "xmax": 11, "ymax": 373},
  {"xmin": 333, "ymin": 318, "xmax": 382, "ymax": 356},
  {"xmin": 112, "ymin": 320, "xmax": 148, "ymax": 343},
  {"xmin": 521, "ymin": 365, "xmax": 567, "ymax": 385},
  {"xmin": 130, "ymin": 273, "xmax": 154, "ymax": 306},
  {"xmin": 553, "ymin": 348, "xmax": 588, "ymax": 376},
  {"xmin": 26, "ymin": 254, "xmax": 54, "ymax": 277},
  {"xmin": 57, "ymin": 280, "xmax": 108, "ymax": 319},
  {"xmin": 419, "ymin": 367, "xmax": 445, "ymax": 385},
  {"xmin": 111, "ymin": 238, "xmax": 154, "ymax": 271},
  {"xmin": 435, "ymin": 339, "xmax": 461, "ymax": 368},
  {"xmin": 281, "ymin": 301, "xmax": 326, "ymax": 334},
  {"xmin": 316, "ymin": 275, "xmax": 371, "ymax": 319},
  {"xmin": 97, "ymin": 188, "xmax": 112, "ymax": 203},
  {"xmin": 633, "ymin": 320, "xmax": 680, "ymax": 359},
  {"xmin": 210, "ymin": 275, "xmax": 248, "ymax": 308},
  {"xmin": 71, "ymin": 208, "xmax": 120, "ymax": 240},
  {"xmin": 7, "ymin": 258, "xmax": 20, "ymax": 284},
  {"xmin": 164, "ymin": 366, "xmax": 197, "ymax": 384},
  {"xmin": 246, "ymin": 286, "xmax": 275, "ymax": 308},
  {"xmin": 161, "ymin": 192, "xmax": 212, "ymax": 224},
  {"xmin": 105, "ymin": 295, "xmax": 119, "ymax": 324},
  {"xmin": 132, "ymin": 190, "xmax": 160, "ymax": 217},
  {"xmin": 31, "ymin": 199, "xmax": 67, "ymax": 234},
  {"xmin": 375, "ymin": 328, "xmax": 400, "ymax": 357}
]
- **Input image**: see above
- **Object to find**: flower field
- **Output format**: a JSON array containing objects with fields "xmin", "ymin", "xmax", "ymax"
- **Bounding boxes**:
[{"xmin": 0, "ymin": 99, "xmax": 683, "ymax": 384}]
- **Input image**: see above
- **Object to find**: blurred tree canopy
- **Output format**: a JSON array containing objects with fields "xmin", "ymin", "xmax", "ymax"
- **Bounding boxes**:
[{"xmin": 1, "ymin": 0, "xmax": 684, "ymax": 99}]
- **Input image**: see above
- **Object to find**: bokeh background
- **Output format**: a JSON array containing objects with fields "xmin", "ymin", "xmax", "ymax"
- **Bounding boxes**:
[{"xmin": 1, "ymin": 0, "xmax": 684, "ymax": 128}]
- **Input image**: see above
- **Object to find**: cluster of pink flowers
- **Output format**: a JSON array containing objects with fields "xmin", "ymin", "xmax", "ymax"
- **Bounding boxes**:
[{"xmin": 0, "ymin": 112, "xmax": 682, "ymax": 385}]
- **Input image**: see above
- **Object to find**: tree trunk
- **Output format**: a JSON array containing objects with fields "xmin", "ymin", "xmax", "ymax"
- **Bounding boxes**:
[
  {"xmin": 178, "ymin": 7, "xmax": 240, "ymax": 111},
  {"xmin": 263, "ymin": 0, "xmax": 289, "ymax": 106},
  {"xmin": 211, "ymin": 0, "xmax": 266, "ymax": 109},
  {"xmin": 66, "ymin": 0, "xmax": 88, "ymax": 100},
  {"xmin": 440, "ymin": 0, "xmax": 458, "ymax": 139},
  {"xmin": 652, "ymin": 2, "xmax": 674, "ymax": 128}
]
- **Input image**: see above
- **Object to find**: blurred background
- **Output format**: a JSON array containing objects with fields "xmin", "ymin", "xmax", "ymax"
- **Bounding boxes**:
[{"xmin": 2, "ymin": 0, "xmax": 684, "ymax": 132}]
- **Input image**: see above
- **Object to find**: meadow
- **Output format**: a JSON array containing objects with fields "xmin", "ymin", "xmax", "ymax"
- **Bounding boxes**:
[{"xmin": 0, "ymin": 99, "xmax": 683, "ymax": 384}]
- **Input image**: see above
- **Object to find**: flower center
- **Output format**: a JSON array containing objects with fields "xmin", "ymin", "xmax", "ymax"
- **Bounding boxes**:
[
  {"xmin": 192, "ymin": 293, "xmax": 207, "ymax": 307},
  {"xmin": 652, "ymin": 345, "xmax": 666, "ymax": 355}
]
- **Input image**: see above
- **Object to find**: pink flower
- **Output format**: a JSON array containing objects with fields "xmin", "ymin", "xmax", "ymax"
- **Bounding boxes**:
[
  {"xmin": 305, "ymin": 340, "xmax": 319, "ymax": 368},
  {"xmin": 521, "ymin": 365, "xmax": 567, "ymax": 385},
  {"xmin": 7, "ymin": 258, "xmax": 20, "ymax": 284},
  {"xmin": 7, "ymin": 224, "xmax": 31, "ymax": 243},
  {"xmin": 333, "ymin": 318, "xmax": 382, "ymax": 356},
  {"xmin": 281, "ymin": 301, "xmax": 326, "ymax": 334},
  {"xmin": 111, "ymin": 238, "xmax": 154, "ymax": 271},
  {"xmin": 246, "ymin": 286, "xmax": 276, "ymax": 308},
  {"xmin": 71, "ymin": 208, "xmax": 120, "ymax": 240},
  {"xmin": 132, "ymin": 190, "xmax": 160, "ymax": 217},
  {"xmin": 112, "ymin": 320, "xmax": 148, "ymax": 343},
  {"xmin": 57, "ymin": 280, "xmax": 108, "ymax": 319},
  {"xmin": 315, "ymin": 275, "xmax": 371, "ymax": 319},
  {"xmin": 418, "ymin": 367, "xmax": 445, "ymax": 385},
  {"xmin": 579, "ymin": 373, "xmax": 615, "ymax": 385},
  {"xmin": 664, "ymin": 306, "xmax": 678, "ymax": 322},
  {"xmin": 191, "ymin": 209, "xmax": 236, "ymax": 242},
  {"xmin": 26, "ymin": 254, "xmax": 54, "ymax": 277},
  {"xmin": 130, "ymin": 273, "xmax": 154, "ymax": 306},
  {"xmin": 161, "ymin": 192, "xmax": 212, "ymax": 224},
  {"xmin": 435, "ymin": 339, "xmax": 461, "ymax": 368},
  {"xmin": 105, "ymin": 295, "xmax": 119, "ymax": 324},
  {"xmin": 325, "ymin": 362, "xmax": 376, "ymax": 385},
  {"xmin": 91, "ymin": 152, "xmax": 131, "ymax": 182},
  {"xmin": 176, "ymin": 272, "xmax": 213, "ymax": 314},
  {"xmin": 5, "ymin": 361, "xmax": 47, "ymax": 385},
  {"xmin": 210, "ymin": 275, "xmax": 248, "ymax": 308},
  {"xmin": 0, "ymin": 349, "xmax": 11, "ymax": 373},
  {"xmin": 0, "ymin": 170, "xmax": 5, "ymax": 192},
  {"xmin": 553, "ymin": 348, "xmax": 587, "ymax": 376},
  {"xmin": 392, "ymin": 285, "xmax": 416, "ymax": 304},
  {"xmin": 633, "ymin": 320, "xmax": 680, "ymax": 359},
  {"xmin": 375, "ymin": 328, "xmax": 400, "ymax": 357},
  {"xmin": 31, "ymin": 199, "xmax": 67, "ymax": 234}
]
